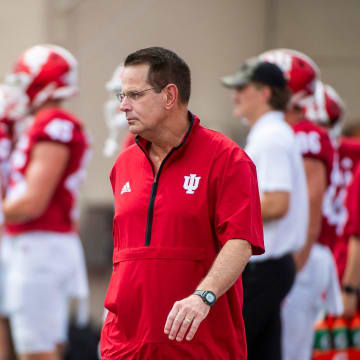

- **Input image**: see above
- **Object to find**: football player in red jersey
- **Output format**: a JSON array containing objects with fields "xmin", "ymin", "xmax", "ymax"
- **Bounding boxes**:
[
  {"xmin": 334, "ymin": 121, "xmax": 360, "ymax": 315},
  {"xmin": 0, "ymin": 84, "xmax": 28, "ymax": 360},
  {"xmin": 260, "ymin": 49, "xmax": 331, "ymax": 269},
  {"xmin": 307, "ymin": 85, "xmax": 360, "ymax": 318},
  {"xmin": 260, "ymin": 50, "xmax": 344, "ymax": 360},
  {"xmin": 303, "ymin": 82, "xmax": 355, "ymax": 243},
  {"xmin": 2, "ymin": 45, "xmax": 90, "ymax": 360},
  {"xmin": 337, "ymin": 135, "xmax": 360, "ymax": 232},
  {"xmin": 103, "ymin": 64, "xmax": 135, "ymax": 158},
  {"xmin": 338, "ymin": 163, "xmax": 360, "ymax": 317}
]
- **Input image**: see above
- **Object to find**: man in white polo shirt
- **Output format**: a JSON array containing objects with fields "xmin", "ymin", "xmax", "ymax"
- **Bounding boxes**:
[{"xmin": 222, "ymin": 58, "xmax": 308, "ymax": 359}]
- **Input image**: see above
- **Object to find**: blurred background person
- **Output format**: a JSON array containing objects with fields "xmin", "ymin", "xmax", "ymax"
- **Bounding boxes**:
[
  {"xmin": 97, "ymin": 63, "xmax": 135, "ymax": 360},
  {"xmin": 336, "ymin": 162, "xmax": 360, "ymax": 318},
  {"xmin": 222, "ymin": 58, "xmax": 308, "ymax": 360},
  {"xmin": 2, "ymin": 44, "xmax": 90, "ymax": 360},
  {"xmin": 260, "ymin": 49, "xmax": 329, "ymax": 272},
  {"xmin": 261, "ymin": 49, "xmax": 344, "ymax": 360},
  {"xmin": 302, "ymin": 81, "xmax": 350, "ymax": 246},
  {"xmin": 0, "ymin": 84, "xmax": 28, "ymax": 360},
  {"xmin": 303, "ymin": 80, "xmax": 360, "ymax": 319},
  {"xmin": 103, "ymin": 64, "xmax": 135, "ymax": 158}
]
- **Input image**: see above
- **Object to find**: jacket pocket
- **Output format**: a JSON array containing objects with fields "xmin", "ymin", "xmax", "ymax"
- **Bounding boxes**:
[{"xmin": 104, "ymin": 247, "xmax": 207, "ymax": 343}]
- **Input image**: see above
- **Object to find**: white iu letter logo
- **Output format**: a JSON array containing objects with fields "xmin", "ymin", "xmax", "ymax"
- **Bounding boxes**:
[{"xmin": 183, "ymin": 174, "xmax": 201, "ymax": 194}]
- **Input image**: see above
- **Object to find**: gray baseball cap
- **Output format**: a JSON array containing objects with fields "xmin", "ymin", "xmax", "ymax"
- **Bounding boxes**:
[{"xmin": 222, "ymin": 58, "xmax": 287, "ymax": 89}]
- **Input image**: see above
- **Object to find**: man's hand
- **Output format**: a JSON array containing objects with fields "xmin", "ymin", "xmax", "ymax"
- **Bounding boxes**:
[
  {"xmin": 163, "ymin": 239, "xmax": 251, "ymax": 342},
  {"xmin": 342, "ymin": 292, "xmax": 358, "ymax": 319},
  {"xmin": 164, "ymin": 294, "xmax": 210, "ymax": 342}
]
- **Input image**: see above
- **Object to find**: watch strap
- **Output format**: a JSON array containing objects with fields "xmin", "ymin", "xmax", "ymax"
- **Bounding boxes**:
[
  {"xmin": 342, "ymin": 284, "xmax": 359, "ymax": 294},
  {"xmin": 193, "ymin": 290, "xmax": 216, "ymax": 306}
]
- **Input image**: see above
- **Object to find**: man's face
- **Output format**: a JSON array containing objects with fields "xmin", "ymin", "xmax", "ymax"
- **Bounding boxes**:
[
  {"xmin": 232, "ymin": 83, "xmax": 266, "ymax": 120},
  {"xmin": 119, "ymin": 64, "xmax": 165, "ymax": 136}
]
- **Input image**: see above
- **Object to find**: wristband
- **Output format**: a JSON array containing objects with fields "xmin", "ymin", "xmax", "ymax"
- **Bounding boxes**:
[{"xmin": 342, "ymin": 285, "xmax": 359, "ymax": 294}]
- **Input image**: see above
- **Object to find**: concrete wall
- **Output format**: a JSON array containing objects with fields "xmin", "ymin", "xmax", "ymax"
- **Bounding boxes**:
[{"xmin": 0, "ymin": 1, "xmax": 48, "ymax": 75}]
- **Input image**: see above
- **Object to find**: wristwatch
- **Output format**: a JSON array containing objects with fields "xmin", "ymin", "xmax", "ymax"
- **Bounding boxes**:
[
  {"xmin": 194, "ymin": 290, "xmax": 216, "ymax": 306},
  {"xmin": 342, "ymin": 284, "xmax": 359, "ymax": 295}
]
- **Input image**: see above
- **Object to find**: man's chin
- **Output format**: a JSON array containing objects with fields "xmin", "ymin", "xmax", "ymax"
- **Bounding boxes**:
[
  {"xmin": 234, "ymin": 109, "xmax": 244, "ymax": 119},
  {"xmin": 128, "ymin": 124, "xmax": 142, "ymax": 135},
  {"xmin": 240, "ymin": 117, "xmax": 249, "ymax": 126},
  {"xmin": 233, "ymin": 110, "xmax": 249, "ymax": 126}
]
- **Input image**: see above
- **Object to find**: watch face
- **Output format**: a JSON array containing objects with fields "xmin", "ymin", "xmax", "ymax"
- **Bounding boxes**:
[{"xmin": 205, "ymin": 292, "xmax": 215, "ymax": 303}]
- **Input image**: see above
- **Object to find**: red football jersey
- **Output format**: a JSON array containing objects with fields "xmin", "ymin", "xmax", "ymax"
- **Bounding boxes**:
[
  {"xmin": 329, "ymin": 137, "xmax": 360, "ymax": 239},
  {"xmin": 333, "ymin": 138, "xmax": 360, "ymax": 278},
  {"xmin": 292, "ymin": 119, "xmax": 334, "ymax": 184},
  {"xmin": 334, "ymin": 163, "xmax": 360, "ymax": 281},
  {"xmin": 338, "ymin": 137, "xmax": 360, "ymax": 183},
  {"xmin": 6, "ymin": 108, "xmax": 90, "ymax": 234},
  {"xmin": 292, "ymin": 119, "xmax": 337, "ymax": 248},
  {"xmin": 343, "ymin": 164, "xmax": 360, "ymax": 240},
  {"xmin": 101, "ymin": 113, "xmax": 264, "ymax": 360}
]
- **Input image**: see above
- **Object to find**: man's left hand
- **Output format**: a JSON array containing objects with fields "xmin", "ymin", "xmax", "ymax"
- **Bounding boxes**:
[{"xmin": 164, "ymin": 294, "xmax": 210, "ymax": 342}]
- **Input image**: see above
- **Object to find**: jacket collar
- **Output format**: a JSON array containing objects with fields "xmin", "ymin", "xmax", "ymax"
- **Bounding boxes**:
[{"xmin": 135, "ymin": 111, "xmax": 199, "ymax": 157}]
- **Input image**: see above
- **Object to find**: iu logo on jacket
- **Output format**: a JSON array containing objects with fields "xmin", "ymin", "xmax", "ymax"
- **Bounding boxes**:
[{"xmin": 183, "ymin": 174, "xmax": 201, "ymax": 194}]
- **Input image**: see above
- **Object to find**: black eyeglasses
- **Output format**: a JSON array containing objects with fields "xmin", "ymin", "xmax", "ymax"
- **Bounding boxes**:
[{"xmin": 116, "ymin": 87, "xmax": 156, "ymax": 103}]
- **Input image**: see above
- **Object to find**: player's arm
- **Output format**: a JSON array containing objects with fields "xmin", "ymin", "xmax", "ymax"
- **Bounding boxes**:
[
  {"xmin": 261, "ymin": 191, "xmax": 289, "ymax": 221},
  {"xmin": 4, "ymin": 142, "xmax": 69, "ymax": 223},
  {"xmin": 164, "ymin": 239, "xmax": 252, "ymax": 342},
  {"xmin": 341, "ymin": 235, "xmax": 360, "ymax": 318},
  {"xmin": 293, "ymin": 158, "xmax": 326, "ymax": 271}
]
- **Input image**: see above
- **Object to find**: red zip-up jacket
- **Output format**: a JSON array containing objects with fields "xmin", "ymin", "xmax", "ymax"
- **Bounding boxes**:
[{"xmin": 101, "ymin": 113, "xmax": 264, "ymax": 360}]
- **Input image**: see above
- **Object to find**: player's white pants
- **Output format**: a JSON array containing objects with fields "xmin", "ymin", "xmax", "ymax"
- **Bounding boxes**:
[
  {"xmin": 4, "ymin": 231, "xmax": 89, "ymax": 354},
  {"xmin": 0, "ymin": 234, "xmax": 11, "ymax": 316},
  {"xmin": 281, "ymin": 244, "xmax": 343, "ymax": 360}
]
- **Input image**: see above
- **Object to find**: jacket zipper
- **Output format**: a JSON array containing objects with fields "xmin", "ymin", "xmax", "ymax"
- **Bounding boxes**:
[
  {"xmin": 144, "ymin": 149, "xmax": 176, "ymax": 246},
  {"xmin": 135, "ymin": 114, "xmax": 194, "ymax": 246}
]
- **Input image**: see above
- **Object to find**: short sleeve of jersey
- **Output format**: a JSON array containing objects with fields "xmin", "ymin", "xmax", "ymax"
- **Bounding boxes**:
[
  {"xmin": 213, "ymin": 147, "xmax": 264, "ymax": 255},
  {"xmin": 343, "ymin": 164, "xmax": 360, "ymax": 239},
  {"xmin": 255, "ymin": 140, "xmax": 293, "ymax": 193},
  {"xmin": 293, "ymin": 121, "xmax": 334, "ymax": 177},
  {"xmin": 29, "ymin": 109, "xmax": 78, "ymax": 146}
]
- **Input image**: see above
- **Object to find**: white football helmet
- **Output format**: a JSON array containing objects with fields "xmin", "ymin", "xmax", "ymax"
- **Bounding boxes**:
[
  {"xmin": 259, "ymin": 49, "xmax": 320, "ymax": 106},
  {"xmin": 5, "ymin": 44, "xmax": 78, "ymax": 113},
  {"xmin": 103, "ymin": 64, "xmax": 128, "ymax": 157},
  {"xmin": 301, "ymin": 81, "xmax": 345, "ymax": 138}
]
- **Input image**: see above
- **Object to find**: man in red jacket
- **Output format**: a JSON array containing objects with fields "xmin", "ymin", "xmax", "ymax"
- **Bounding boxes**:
[{"xmin": 100, "ymin": 47, "xmax": 265, "ymax": 360}]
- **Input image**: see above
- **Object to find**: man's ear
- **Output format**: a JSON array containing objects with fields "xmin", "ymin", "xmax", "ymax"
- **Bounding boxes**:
[
  {"xmin": 163, "ymin": 84, "xmax": 178, "ymax": 109},
  {"xmin": 262, "ymin": 85, "xmax": 272, "ymax": 103}
]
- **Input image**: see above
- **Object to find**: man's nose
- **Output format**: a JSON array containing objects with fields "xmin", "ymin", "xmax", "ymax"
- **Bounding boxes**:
[{"xmin": 119, "ymin": 97, "xmax": 131, "ymax": 112}]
